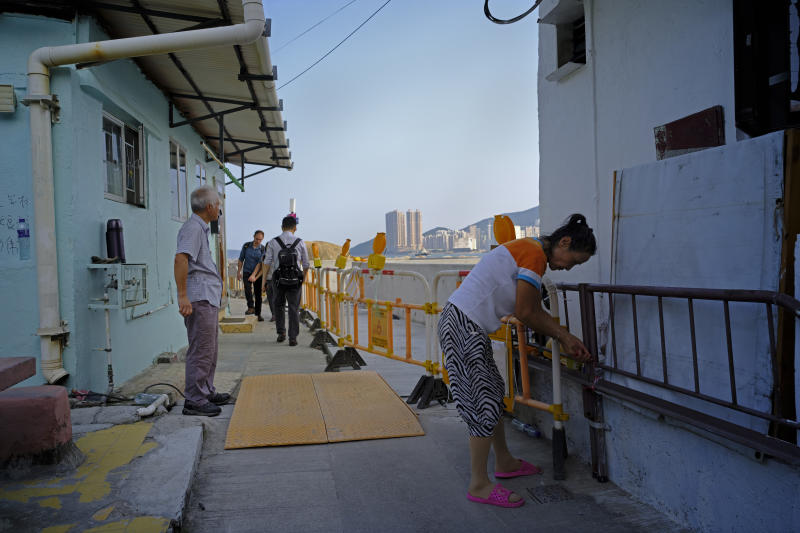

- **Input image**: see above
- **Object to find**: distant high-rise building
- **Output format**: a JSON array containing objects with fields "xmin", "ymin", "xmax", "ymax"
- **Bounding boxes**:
[
  {"xmin": 385, "ymin": 210, "xmax": 406, "ymax": 252},
  {"xmin": 406, "ymin": 209, "xmax": 422, "ymax": 251}
]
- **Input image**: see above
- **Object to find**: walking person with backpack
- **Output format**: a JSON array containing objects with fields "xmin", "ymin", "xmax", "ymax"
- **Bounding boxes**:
[{"xmin": 261, "ymin": 215, "xmax": 309, "ymax": 346}]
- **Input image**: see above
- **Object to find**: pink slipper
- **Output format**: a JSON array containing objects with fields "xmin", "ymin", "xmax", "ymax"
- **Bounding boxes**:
[
  {"xmin": 466, "ymin": 483, "xmax": 524, "ymax": 508},
  {"xmin": 494, "ymin": 459, "xmax": 542, "ymax": 479}
]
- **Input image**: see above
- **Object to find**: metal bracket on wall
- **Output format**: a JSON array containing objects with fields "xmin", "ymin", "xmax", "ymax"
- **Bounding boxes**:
[
  {"xmin": 20, "ymin": 94, "xmax": 61, "ymax": 123},
  {"xmin": 238, "ymin": 66, "xmax": 277, "ymax": 82},
  {"xmin": 37, "ymin": 321, "xmax": 71, "ymax": 347},
  {"xmin": 586, "ymin": 419, "xmax": 611, "ymax": 432}
]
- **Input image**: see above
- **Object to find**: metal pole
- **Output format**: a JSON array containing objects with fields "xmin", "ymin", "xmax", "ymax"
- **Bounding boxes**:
[
  {"xmin": 579, "ymin": 283, "xmax": 608, "ymax": 482},
  {"xmin": 104, "ymin": 307, "xmax": 114, "ymax": 401}
]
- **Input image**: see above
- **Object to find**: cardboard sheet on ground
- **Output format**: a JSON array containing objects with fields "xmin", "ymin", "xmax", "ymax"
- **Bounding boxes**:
[{"xmin": 225, "ymin": 371, "xmax": 424, "ymax": 449}]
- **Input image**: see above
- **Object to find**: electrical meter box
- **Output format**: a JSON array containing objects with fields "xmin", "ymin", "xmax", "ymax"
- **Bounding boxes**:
[{"xmin": 88, "ymin": 263, "xmax": 148, "ymax": 309}]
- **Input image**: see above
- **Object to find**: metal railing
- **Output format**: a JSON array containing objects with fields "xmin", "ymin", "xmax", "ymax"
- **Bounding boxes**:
[{"xmin": 548, "ymin": 283, "xmax": 800, "ymax": 467}]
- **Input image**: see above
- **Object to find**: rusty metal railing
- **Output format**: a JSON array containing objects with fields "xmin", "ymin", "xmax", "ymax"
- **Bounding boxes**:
[{"xmin": 526, "ymin": 283, "xmax": 800, "ymax": 473}]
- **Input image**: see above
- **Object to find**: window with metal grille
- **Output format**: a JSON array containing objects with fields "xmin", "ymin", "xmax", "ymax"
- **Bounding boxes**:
[
  {"xmin": 170, "ymin": 140, "xmax": 189, "ymax": 221},
  {"xmin": 103, "ymin": 112, "xmax": 145, "ymax": 207},
  {"xmin": 570, "ymin": 17, "xmax": 586, "ymax": 64},
  {"xmin": 194, "ymin": 160, "xmax": 207, "ymax": 191},
  {"xmin": 541, "ymin": 1, "xmax": 587, "ymax": 83}
]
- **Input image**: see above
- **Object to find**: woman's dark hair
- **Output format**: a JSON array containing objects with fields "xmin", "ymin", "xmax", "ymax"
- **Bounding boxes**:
[{"xmin": 543, "ymin": 213, "xmax": 597, "ymax": 255}]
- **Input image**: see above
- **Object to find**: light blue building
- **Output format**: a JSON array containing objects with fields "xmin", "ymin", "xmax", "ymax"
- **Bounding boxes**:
[{"xmin": 0, "ymin": 1, "xmax": 290, "ymax": 393}]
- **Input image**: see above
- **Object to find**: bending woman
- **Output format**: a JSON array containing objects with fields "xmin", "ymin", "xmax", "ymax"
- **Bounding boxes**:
[{"xmin": 438, "ymin": 213, "xmax": 596, "ymax": 508}]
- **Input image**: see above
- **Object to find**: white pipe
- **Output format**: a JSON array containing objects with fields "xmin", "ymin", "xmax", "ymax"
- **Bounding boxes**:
[
  {"xmin": 542, "ymin": 277, "xmax": 563, "ymax": 430},
  {"xmin": 27, "ymin": 0, "xmax": 267, "ymax": 383},
  {"xmin": 136, "ymin": 393, "xmax": 169, "ymax": 418},
  {"xmin": 104, "ymin": 307, "xmax": 114, "ymax": 398}
]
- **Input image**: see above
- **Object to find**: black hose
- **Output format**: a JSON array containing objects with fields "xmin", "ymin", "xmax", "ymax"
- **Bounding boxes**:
[
  {"xmin": 484, "ymin": 0, "xmax": 543, "ymax": 25},
  {"xmin": 143, "ymin": 382, "xmax": 186, "ymax": 398}
]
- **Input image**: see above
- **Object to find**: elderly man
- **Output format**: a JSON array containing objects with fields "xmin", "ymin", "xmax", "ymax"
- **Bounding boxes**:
[{"xmin": 174, "ymin": 185, "xmax": 229, "ymax": 417}]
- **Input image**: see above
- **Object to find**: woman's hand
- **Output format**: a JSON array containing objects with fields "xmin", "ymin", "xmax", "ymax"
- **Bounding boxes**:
[{"xmin": 558, "ymin": 333, "xmax": 592, "ymax": 362}]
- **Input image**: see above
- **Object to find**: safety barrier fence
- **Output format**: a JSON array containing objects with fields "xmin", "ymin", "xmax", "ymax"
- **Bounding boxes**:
[
  {"xmin": 227, "ymin": 276, "xmax": 244, "ymax": 295},
  {"xmin": 302, "ymin": 267, "xmax": 439, "ymax": 377}
]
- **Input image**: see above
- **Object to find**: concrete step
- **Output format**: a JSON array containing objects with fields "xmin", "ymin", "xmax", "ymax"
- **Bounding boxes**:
[{"xmin": 0, "ymin": 357, "xmax": 36, "ymax": 390}]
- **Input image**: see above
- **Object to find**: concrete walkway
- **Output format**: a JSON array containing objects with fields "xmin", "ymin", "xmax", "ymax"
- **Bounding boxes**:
[{"xmin": 0, "ymin": 299, "xmax": 688, "ymax": 532}]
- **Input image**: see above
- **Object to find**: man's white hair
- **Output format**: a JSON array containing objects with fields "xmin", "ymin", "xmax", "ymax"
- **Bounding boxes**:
[{"xmin": 190, "ymin": 185, "xmax": 220, "ymax": 213}]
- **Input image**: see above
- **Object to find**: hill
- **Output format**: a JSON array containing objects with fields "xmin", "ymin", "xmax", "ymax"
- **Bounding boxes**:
[
  {"xmin": 423, "ymin": 226, "xmax": 449, "ymax": 237},
  {"xmin": 461, "ymin": 206, "xmax": 539, "ymax": 232},
  {"xmin": 349, "ymin": 206, "xmax": 539, "ymax": 257}
]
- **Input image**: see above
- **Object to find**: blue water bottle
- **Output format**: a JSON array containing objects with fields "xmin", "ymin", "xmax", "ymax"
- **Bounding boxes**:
[{"xmin": 17, "ymin": 218, "xmax": 30, "ymax": 260}]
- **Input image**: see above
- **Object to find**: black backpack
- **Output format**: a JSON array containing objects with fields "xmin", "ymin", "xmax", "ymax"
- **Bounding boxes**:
[{"xmin": 274, "ymin": 237, "xmax": 303, "ymax": 288}]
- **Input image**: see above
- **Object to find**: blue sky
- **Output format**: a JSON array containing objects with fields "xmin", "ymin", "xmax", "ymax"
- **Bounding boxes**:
[{"xmin": 225, "ymin": 0, "xmax": 539, "ymax": 246}]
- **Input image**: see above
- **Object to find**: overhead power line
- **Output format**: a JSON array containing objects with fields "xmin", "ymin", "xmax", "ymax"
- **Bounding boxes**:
[
  {"xmin": 273, "ymin": 0, "xmax": 359, "ymax": 54},
  {"xmin": 278, "ymin": 0, "xmax": 392, "ymax": 91}
]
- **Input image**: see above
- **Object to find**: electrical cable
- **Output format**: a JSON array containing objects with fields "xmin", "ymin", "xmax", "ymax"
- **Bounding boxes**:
[
  {"xmin": 484, "ymin": 0, "xmax": 543, "ymax": 25},
  {"xmin": 278, "ymin": 0, "xmax": 393, "ymax": 91},
  {"xmin": 143, "ymin": 382, "xmax": 186, "ymax": 398},
  {"xmin": 273, "ymin": 0, "xmax": 359, "ymax": 54}
]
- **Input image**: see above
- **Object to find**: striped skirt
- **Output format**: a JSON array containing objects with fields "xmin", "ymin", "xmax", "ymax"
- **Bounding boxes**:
[{"xmin": 438, "ymin": 302, "xmax": 505, "ymax": 437}]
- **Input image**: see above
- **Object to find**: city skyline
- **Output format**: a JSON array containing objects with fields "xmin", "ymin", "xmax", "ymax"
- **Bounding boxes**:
[{"xmin": 385, "ymin": 209, "xmax": 422, "ymax": 252}]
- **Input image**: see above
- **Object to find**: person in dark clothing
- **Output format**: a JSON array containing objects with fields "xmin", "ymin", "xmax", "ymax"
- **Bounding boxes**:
[
  {"xmin": 237, "ymin": 230, "xmax": 266, "ymax": 321},
  {"xmin": 261, "ymin": 216, "xmax": 309, "ymax": 345}
]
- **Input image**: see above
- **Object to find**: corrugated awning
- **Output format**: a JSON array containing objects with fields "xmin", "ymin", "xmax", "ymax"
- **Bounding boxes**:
[{"xmin": 83, "ymin": 0, "xmax": 292, "ymax": 173}]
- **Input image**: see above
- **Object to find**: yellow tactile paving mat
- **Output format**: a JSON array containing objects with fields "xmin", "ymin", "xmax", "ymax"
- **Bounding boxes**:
[
  {"xmin": 225, "ymin": 371, "xmax": 423, "ymax": 449},
  {"xmin": 225, "ymin": 374, "xmax": 327, "ymax": 448},
  {"xmin": 313, "ymin": 372, "xmax": 424, "ymax": 442}
]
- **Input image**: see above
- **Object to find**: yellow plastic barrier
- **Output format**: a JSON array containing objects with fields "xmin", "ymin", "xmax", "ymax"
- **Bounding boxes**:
[{"xmin": 337, "ymin": 268, "xmax": 435, "ymax": 373}]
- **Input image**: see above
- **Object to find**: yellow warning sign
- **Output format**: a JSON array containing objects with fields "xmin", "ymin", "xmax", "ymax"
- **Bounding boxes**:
[
  {"xmin": 371, "ymin": 305, "xmax": 389, "ymax": 349},
  {"xmin": 330, "ymin": 295, "xmax": 339, "ymax": 333}
]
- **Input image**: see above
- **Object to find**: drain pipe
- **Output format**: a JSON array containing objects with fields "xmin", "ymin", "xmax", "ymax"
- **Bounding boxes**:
[{"xmin": 25, "ymin": 0, "xmax": 268, "ymax": 383}]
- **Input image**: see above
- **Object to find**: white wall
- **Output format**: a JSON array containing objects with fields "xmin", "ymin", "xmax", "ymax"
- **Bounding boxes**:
[
  {"xmin": 611, "ymin": 132, "xmax": 783, "ymax": 428},
  {"xmin": 536, "ymin": 2, "xmax": 799, "ymax": 531},
  {"xmin": 538, "ymin": 0, "xmax": 736, "ymax": 286}
]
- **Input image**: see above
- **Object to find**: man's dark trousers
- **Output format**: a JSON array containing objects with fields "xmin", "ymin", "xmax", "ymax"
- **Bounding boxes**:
[
  {"xmin": 265, "ymin": 278, "xmax": 276, "ymax": 319},
  {"xmin": 243, "ymin": 272, "xmax": 263, "ymax": 317},
  {"xmin": 274, "ymin": 283, "xmax": 302, "ymax": 340}
]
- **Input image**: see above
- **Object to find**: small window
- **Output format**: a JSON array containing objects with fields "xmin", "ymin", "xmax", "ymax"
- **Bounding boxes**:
[
  {"xmin": 211, "ymin": 176, "xmax": 225, "ymax": 237},
  {"xmin": 103, "ymin": 113, "xmax": 145, "ymax": 206},
  {"xmin": 170, "ymin": 140, "xmax": 189, "ymax": 221},
  {"xmin": 194, "ymin": 161, "xmax": 207, "ymax": 190},
  {"xmin": 541, "ymin": 0, "xmax": 587, "ymax": 82}
]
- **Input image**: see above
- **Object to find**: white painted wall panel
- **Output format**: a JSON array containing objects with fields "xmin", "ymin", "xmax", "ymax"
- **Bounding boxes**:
[{"xmin": 609, "ymin": 132, "xmax": 783, "ymax": 428}]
